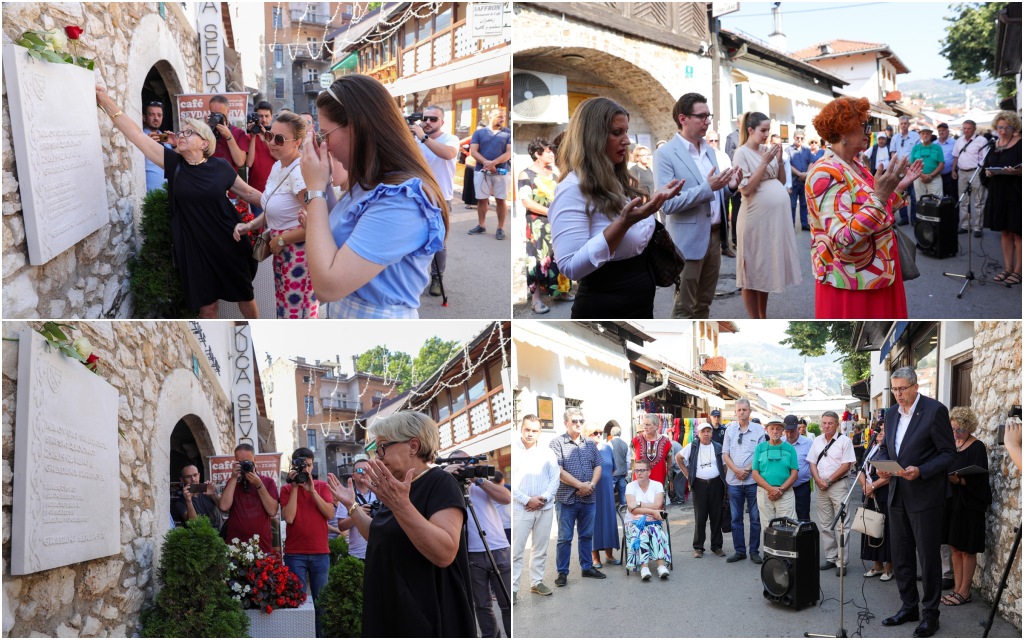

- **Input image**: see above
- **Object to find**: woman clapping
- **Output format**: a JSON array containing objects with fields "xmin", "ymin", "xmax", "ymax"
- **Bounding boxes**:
[{"xmin": 234, "ymin": 112, "xmax": 318, "ymax": 318}]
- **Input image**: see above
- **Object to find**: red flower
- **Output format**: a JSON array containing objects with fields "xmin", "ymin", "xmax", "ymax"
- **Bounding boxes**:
[
  {"xmin": 265, "ymin": 605, "xmax": 273, "ymax": 614},
  {"xmin": 64, "ymin": 25, "xmax": 84, "ymax": 40}
]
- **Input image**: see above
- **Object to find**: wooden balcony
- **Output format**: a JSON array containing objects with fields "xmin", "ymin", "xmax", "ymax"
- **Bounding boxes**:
[
  {"xmin": 398, "ymin": 18, "xmax": 507, "ymax": 77},
  {"xmin": 436, "ymin": 386, "xmax": 512, "ymax": 451}
]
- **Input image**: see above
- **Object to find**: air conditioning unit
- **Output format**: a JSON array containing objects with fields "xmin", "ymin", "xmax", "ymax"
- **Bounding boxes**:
[{"xmin": 512, "ymin": 70, "xmax": 569, "ymax": 124}]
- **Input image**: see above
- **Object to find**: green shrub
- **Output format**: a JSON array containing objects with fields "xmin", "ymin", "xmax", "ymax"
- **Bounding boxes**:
[
  {"xmin": 319, "ymin": 555, "xmax": 364, "ymax": 638},
  {"xmin": 128, "ymin": 187, "xmax": 193, "ymax": 318},
  {"xmin": 328, "ymin": 534, "xmax": 349, "ymax": 565},
  {"xmin": 808, "ymin": 422, "xmax": 822, "ymax": 436},
  {"xmin": 140, "ymin": 516, "xmax": 248, "ymax": 637}
]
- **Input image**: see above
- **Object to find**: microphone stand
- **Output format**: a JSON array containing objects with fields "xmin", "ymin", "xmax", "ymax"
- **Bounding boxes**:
[
  {"xmin": 943, "ymin": 141, "xmax": 1002, "ymax": 297},
  {"xmin": 806, "ymin": 443, "xmax": 879, "ymax": 639}
]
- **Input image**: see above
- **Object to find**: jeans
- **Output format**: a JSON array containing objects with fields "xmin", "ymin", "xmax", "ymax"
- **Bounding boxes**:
[
  {"xmin": 469, "ymin": 547, "xmax": 511, "ymax": 638},
  {"xmin": 555, "ymin": 500, "xmax": 595, "ymax": 574},
  {"xmin": 512, "ymin": 506, "xmax": 555, "ymax": 591},
  {"xmin": 898, "ymin": 182, "xmax": 917, "ymax": 223},
  {"xmin": 793, "ymin": 481, "xmax": 811, "ymax": 521},
  {"xmin": 728, "ymin": 483, "xmax": 760, "ymax": 555},
  {"xmin": 790, "ymin": 181, "xmax": 808, "ymax": 228},
  {"xmin": 613, "ymin": 475, "xmax": 627, "ymax": 507},
  {"xmin": 284, "ymin": 552, "xmax": 330, "ymax": 637}
]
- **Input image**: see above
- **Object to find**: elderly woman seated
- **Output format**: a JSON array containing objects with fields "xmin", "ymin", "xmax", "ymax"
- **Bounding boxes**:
[{"xmin": 624, "ymin": 460, "xmax": 671, "ymax": 580}]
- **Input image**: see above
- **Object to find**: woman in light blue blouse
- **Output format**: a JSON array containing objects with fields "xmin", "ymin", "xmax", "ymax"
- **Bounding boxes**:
[
  {"xmin": 549, "ymin": 97, "xmax": 682, "ymax": 318},
  {"xmin": 299, "ymin": 75, "xmax": 447, "ymax": 318}
]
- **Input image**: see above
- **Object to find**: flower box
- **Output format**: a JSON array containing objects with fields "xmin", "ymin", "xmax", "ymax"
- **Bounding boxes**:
[{"xmin": 243, "ymin": 599, "xmax": 315, "ymax": 638}]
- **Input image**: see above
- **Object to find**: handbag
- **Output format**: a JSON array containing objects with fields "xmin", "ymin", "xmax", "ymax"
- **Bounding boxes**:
[
  {"xmin": 644, "ymin": 220, "xmax": 686, "ymax": 287},
  {"xmin": 250, "ymin": 161, "xmax": 300, "ymax": 262},
  {"xmin": 893, "ymin": 225, "xmax": 920, "ymax": 281},
  {"xmin": 852, "ymin": 497, "xmax": 885, "ymax": 541}
]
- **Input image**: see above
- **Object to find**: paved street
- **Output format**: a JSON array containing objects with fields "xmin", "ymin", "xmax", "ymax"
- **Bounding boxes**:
[
  {"xmin": 513, "ymin": 227, "xmax": 1022, "ymax": 320},
  {"xmin": 513, "ymin": 487, "xmax": 1020, "ymax": 638}
]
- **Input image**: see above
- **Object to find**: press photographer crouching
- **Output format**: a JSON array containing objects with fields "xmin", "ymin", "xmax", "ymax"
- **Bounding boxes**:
[
  {"xmin": 219, "ymin": 443, "xmax": 279, "ymax": 555},
  {"xmin": 326, "ymin": 411, "xmax": 475, "ymax": 638},
  {"xmin": 281, "ymin": 447, "xmax": 336, "ymax": 637},
  {"xmin": 334, "ymin": 456, "xmax": 377, "ymax": 560},
  {"xmin": 441, "ymin": 450, "xmax": 512, "ymax": 638}
]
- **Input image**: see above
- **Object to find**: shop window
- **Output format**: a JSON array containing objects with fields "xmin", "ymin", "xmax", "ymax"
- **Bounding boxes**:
[{"xmin": 307, "ymin": 430, "xmax": 317, "ymax": 450}]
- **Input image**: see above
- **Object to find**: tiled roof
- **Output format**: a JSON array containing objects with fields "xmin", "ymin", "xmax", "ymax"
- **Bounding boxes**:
[
  {"xmin": 792, "ymin": 39, "xmax": 888, "ymax": 59},
  {"xmin": 701, "ymin": 356, "xmax": 727, "ymax": 373}
]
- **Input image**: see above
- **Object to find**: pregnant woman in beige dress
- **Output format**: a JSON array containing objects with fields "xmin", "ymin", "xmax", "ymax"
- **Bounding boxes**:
[{"xmin": 734, "ymin": 111, "xmax": 802, "ymax": 318}]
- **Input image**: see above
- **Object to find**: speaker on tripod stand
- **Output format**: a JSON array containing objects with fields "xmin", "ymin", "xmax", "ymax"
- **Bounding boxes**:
[
  {"xmin": 761, "ymin": 518, "xmax": 819, "ymax": 610},
  {"xmin": 915, "ymin": 194, "xmax": 958, "ymax": 258}
]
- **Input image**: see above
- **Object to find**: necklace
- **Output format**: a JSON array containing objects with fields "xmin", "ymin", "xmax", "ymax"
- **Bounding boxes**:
[
  {"xmin": 956, "ymin": 437, "xmax": 972, "ymax": 452},
  {"xmin": 185, "ymin": 156, "xmax": 208, "ymax": 166}
]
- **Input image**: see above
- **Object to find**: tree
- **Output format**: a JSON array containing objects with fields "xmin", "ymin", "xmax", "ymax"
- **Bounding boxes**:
[
  {"xmin": 356, "ymin": 346, "xmax": 413, "ymax": 391},
  {"xmin": 412, "ymin": 337, "xmax": 463, "ymax": 386},
  {"xmin": 940, "ymin": 3, "xmax": 1015, "ymax": 99},
  {"xmin": 781, "ymin": 322, "xmax": 869, "ymax": 387}
]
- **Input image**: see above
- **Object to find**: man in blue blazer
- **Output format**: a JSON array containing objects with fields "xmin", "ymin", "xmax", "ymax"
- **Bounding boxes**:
[
  {"xmin": 654, "ymin": 92, "xmax": 741, "ymax": 318},
  {"xmin": 875, "ymin": 366, "xmax": 956, "ymax": 638}
]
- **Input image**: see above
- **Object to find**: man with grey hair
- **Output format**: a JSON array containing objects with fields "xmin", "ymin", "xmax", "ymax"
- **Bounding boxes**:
[
  {"xmin": 549, "ymin": 408, "xmax": 605, "ymax": 586},
  {"xmin": 722, "ymin": 399, "xmax": 765, "ymax": 563},
  {"xmin": 807, "ymin": 410, "xmax": 856, "ymax": 576},
  {"xmin": 951, "ymin": 119, "xmax": 989, "ymax": 236},
  {"xmin": 875, "ymin": 367, "xmax": 956, "ymax": 638}
]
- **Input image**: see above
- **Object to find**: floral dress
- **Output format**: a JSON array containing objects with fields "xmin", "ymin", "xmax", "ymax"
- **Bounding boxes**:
[
  {"xmin": 624, "ymin": 481, "xmax": 672, "ymax": 570},
  {"xmin": 519, "ymin": 167, "xmax": 571, "ymax": 297}
]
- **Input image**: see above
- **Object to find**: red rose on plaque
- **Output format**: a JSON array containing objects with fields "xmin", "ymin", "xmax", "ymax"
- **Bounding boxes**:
[{"xmin": 64, "ymin": 25, "xmax": 84, "ymax": 40}]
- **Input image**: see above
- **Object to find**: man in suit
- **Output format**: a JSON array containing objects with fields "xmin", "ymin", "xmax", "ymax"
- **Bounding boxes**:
[
  {"xmin": 654, "ymin": 93, "xmax": 741, "ymax": 318},
  {"xmin": 875, "ymin": 366, "xmax": 956, "ymax": 638}
]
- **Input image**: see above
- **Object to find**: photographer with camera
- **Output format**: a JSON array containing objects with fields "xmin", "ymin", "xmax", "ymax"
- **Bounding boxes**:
[
  {"xmin": 280, "ymin": 447, "xmax": 335, "ymax": 637},
  {"xmin": 326, "ymin": 411, "xmax": 475, "ymax": 637},
  {"xmin": 334, "ymin": 456, "xmax": 377, "ymax": 560},
  {"xmin": 171, "ymin": 464, "xmax": 221, "ymax": 526},
  {"xmin": 411, "ymin": 106, "xmax": 461, "ymax": 297},
  {"xmin": 208, "ymin": 94, "xmax": 249, "ymax": 170},
  {"xmin": 443, "ymin": 449, "xmax": 511, "ymax": 638},
  {"xmin": 142, "ymin": 100, "xmax": 175, "ymax": 194},
  {"xmin": 219, "ymin": 443, "xmax": 280, "ymax": 555},
  {"xmin": 245, "ymin": 101, "xmax": 277, "ymax": 210}
]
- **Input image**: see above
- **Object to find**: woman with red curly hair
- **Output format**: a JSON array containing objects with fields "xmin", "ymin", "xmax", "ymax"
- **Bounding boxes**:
[{"xmin": 806, "ymin": 97, "xmax": 923, "ymax": 318}]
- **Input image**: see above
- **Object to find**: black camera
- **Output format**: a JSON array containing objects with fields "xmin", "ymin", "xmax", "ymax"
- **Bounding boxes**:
[
  {"xmin": 246, "ymin": 112, "xmax": 262, "ymax": 135},
  {"xmin": 239, "ymin": 459, "xmax": 255, "ymax": 475},
  {"xmin": 436, "ymin": 456, "xmax": 495, "ymax": 484},
  {"xmin": 404, "ymin": 112, "xmax": 424, "ymax": 126},
  {"xmin": 355, "ymin": 487, "xmax": 383, "ymax": 517},
  {"xmin": 290, "ymin": 457, "xmax": 311, "ymax": 485},
  {"xmin": 208, "ymin": 112, "xmax": 226, "ymax": 137}
]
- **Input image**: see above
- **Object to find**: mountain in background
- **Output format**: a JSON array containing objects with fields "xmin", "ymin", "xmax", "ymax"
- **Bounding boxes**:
[
  {"xmin": 718, "ymin": 341, "xmax": 847, "ymax": 395},
  {"xmin": 901, "ymin": 77, "xmax": 999, "ymax": 111}
]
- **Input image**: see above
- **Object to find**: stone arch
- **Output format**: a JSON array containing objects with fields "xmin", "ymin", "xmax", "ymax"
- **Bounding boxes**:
[{"xmin": 124, "ymin": 14, "xmax": 192, "ymax": 232}]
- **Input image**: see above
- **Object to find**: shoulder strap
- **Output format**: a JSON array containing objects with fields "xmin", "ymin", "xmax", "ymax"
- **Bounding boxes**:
[{"xmin": 815, "ymin": 437, "xmax": 836, "ymax": 465}]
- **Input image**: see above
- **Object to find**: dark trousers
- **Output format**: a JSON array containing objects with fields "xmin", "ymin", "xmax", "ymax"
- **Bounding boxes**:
[
  {"xmin": 889, "ymin": 487, "xmax": 944, "ymax": 619},
  {"xmin": 719, "ymin": 198, "xmax": 731, "ymax": 249},
  {"xmin": 729, "ymin": 191, "xmax": 742, "ymax": 245},
  {"xmin": 790, "ymin": 180, "xmax": 808, "ymax": 228},
  {"xmin": 692, "ymin": 477, "xmax": 725, "ymax": 552},
  {"xmin": 792, "ymin": 481, "xmax": 811, "ymax": 522},
  {"xmin": 469, "ymin": 547, "xmax": 511, "ymax": 637},
  {"xmin": 940, "ymin": 172, "xmax": 957, "ymax": 202},
  {"xmin": 898, "ymin": 182, "xmax": 918, "ymax": 224}
]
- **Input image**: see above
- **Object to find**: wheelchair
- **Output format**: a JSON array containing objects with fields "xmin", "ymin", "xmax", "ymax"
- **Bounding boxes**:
[{"xmin": 616, "ymin": 503, "xmax": 673, "ymax": 575}]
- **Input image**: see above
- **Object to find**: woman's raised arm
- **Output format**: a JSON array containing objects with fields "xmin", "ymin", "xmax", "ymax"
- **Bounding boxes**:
[{"xmin": 95, "ymin": 85, "xmax": 167, "ymax": 169}]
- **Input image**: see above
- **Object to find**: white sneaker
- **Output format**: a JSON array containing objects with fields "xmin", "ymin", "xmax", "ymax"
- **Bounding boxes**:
[
  {"xmin": 657, "ymin": 565, "xmax": 670, "ymax": 579},
  {"xmin": 640, "ymin": 566, "xmax": 652, "ymax": 581}
]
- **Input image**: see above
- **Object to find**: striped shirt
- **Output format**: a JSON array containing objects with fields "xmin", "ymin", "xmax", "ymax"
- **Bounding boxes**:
[{"xmin": 550, "ymin": 432, "xmax": 602, "ymax": 505}]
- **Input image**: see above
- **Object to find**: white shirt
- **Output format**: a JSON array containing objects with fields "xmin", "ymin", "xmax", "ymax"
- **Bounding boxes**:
[
  {"xmin": 895, "ymin": 393, "xmax": 922, "ymax": 456},
  {"xmin": 681, "ymin": 441, "xmax": 719, "ymax": 480},
  {"xmin": 624, "ymin": 480, "xmax": 663, "ymax": 522},
  {"xmin": 511, "ymin": 437, "xmax": 560, "ymax": 511},
  {"xmin": 261, "ymin": 158, "xmax": 306, "ymax": 230},
  {"xmin": 677, "ymin": 132, "xmax": 721, "ymax": 224},
  {"xmin": 334, "ymin": 487, "xmax": 376, "ymax": 559},
  {"xmin": 550, "ymin": 171, "xmax": 655, "ymax": 280},
  {"xmin": 807, "ymin": 432, "xmax": 856, "ymax": 478},
  {"xmin": 466, "ymin": 484, "xmax": 510, "ymax": 552},
  {"xmin": 952, "ymin": 134, "xmax": 989, "ymax": 170},
  {"xmin": 890, "ymin": 129, "xmax": 921, "ymax": 160},
  {"xmin": 418, "ymin": 131, "xmax": 460, "ymax": 200}
]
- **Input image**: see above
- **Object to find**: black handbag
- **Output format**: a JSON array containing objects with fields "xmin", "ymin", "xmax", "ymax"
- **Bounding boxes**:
[{"xmin": 644, "ymin": 220, "xmax": 686, "ymax": 287}]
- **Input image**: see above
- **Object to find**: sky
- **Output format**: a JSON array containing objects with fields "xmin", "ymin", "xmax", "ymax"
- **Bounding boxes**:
[
  {"xmin": 248, "ymin": 320, "xmax": 491, "ymax": 373},
  {"xmin": 718, "ymin": 1, "xmax": 968, "ymax": 84},
  {"xmin": 719, "ymin": 319, "xmax": 840, "ymax": 358}
]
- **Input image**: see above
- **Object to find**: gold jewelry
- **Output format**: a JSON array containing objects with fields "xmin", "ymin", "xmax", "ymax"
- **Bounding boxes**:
[
  {"xmin": 185, "ymin": 156, "xmax": 208, "ymax": 166},
  {"xmin": 107, "ymin": 109, "xmax": 123, "ymax": 120}
]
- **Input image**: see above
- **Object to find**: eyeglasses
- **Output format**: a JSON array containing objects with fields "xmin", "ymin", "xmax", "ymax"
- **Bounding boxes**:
[
  {"xmin": 316, "ymin": 124, "xmax": 344, "ymax": 145},
  {"xmin": 635, "ymin": 468, "xmax": 650, "ymax": 473},
  {"xmin": 175, "ymin": 130, "xmax": 197, "ymax": 139},
  {"xmin": 421, "ymin": 116, "xmax": 440, "ymax": 123},
  {"xmin": 374, "ymin": 439, "xmax": 409, "ymax": 458},
  {"xmin": 891, "ymin": 384, "xmax": 917, "ymax": 394},
  {"xmin": 707, "ymin": 139, "xmax": 719, "ymax": 143},
  {"xmin": 687, "ymin": 112, "xmax": 713, "ymax": 122},
  {"xmin": 767, "ymin": 448, "xmax": 782, "ymax": 461},
  {"xmin": 262, "ymin": 131, "xmax": 299, "ymax": 145},
  {"xmin": 570, "ymin": 418, "xmax": 586, "ymax": 425},
  {"xmin": 795, "ymin": 137, "xmax": 804, "ymax": 141},
  {"xmin": 861, "ymin": 122, "xmax": 871, "ymax": 134},
  {"xmin": 996, "ymin": 125, "xmax": 1013, "ymax": 131}
]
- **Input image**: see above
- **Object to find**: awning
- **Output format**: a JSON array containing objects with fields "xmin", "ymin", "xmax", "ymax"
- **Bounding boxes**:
[
  {"xmin": 331, "ymin": 52, "xmax": 358, "ymax": 72},
  {"xmin": 734, "ymin": 68, "xmax": 835, "ymax": 105},
  {"xmin": 879, "ymin": 321, "xmax": 910, "ymax": 362},
  {"xmin": 386, "ymin": 47, "xmax": 509, "ymax": 97},
  {"xmin": 440, "ymin": 427, "xmax": 511, "ymax": 458},
  {"xmin": 514, "ymin": 322, "xmax": 630, "ymax": 371}
]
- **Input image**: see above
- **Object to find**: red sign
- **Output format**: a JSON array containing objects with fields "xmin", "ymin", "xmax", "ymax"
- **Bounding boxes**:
[
  {"xmin": 175, "ymin": 92, "xmax": 250, "ymax": 128},
  {"xmin": 208, "ymin": 452, "xmax": 283, "ymax": 487}
]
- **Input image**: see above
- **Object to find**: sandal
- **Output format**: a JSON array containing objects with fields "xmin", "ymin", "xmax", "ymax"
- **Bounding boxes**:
[
  {"xmin": 1006, "ymin": 272, "xmax": 1022, "ymax": 285},
  {"xmin": 994, "ymin": 270, "xmax": 1011, "ymax": 282},
  {"xmin": 941, "ymin": 591, "xmax": 971, "ymax": 606}
]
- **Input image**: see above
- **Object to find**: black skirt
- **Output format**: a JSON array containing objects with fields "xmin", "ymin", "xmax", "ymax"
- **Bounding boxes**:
[{"xmin": 571, "ymin": 253, "xmax": 655, "ymax": 319}]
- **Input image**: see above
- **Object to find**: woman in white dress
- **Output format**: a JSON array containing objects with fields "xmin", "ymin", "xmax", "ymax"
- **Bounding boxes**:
[{"xmin": 733, "ymin": 112, "xmax": 802, "ymax": 318}]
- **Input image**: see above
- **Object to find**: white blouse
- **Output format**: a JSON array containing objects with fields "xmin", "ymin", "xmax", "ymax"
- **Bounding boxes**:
[
  {"xmin": 549, "ymin": 171, "xmax": 654, "ymax": 280},
  {"xmin": 261, "ymin": 158, "xmax": 306, "ymax": 231}
]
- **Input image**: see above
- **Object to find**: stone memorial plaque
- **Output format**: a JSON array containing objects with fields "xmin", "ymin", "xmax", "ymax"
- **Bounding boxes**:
[
  {"xmin": 2, "ymin": 44, "xmax": 109, "ymax": 265},
  {"xmin": 11, "ymin": 329, "xmax": 120, "ymax": 575}
]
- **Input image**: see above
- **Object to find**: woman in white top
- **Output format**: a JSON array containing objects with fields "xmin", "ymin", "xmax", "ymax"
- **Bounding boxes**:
[
  {"xmin": 624, "ymin": 460, "xmax": 671, "ymax": 580},
  {"xmin": 234, "ymin": 112, "xmax": 317, "ymax": 318},
  {"xmin": 549, "ymin": 97, "xmax": 683, "ymax": 318}
]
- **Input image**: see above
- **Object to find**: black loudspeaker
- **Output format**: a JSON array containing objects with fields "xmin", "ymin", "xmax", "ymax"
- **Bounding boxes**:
[
  {"xmin": 915, "ymin": 194, "xmax": 958, "ymax": 258},
  {"xmin": 761, "ymin": 517, "xmax": 820, "ymax": 610}
]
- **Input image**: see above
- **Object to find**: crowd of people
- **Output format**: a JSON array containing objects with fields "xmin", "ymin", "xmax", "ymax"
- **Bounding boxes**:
[
  {"xmin": 510, "ymin": 367, "xmax": 1023, "ymax": 639},
  {"xmin": 171, "ymin": 411, "xmax": 513, "ymax": 638},
  {"xmin": 519, "ymin": 91, "xmax": 1021, "ymax": 319}
]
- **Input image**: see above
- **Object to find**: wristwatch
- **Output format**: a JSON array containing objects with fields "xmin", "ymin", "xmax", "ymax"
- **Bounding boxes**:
[
  {"xmin": 474, "ymin": 478, "xmax": 485, "ymax": 486},
  {"xmin": 421, "ymin": 134, "xmax": 429, "ymax": 143},
  {"xmin": 276, "ymin": 236, "xmax": 285, "ymax": 247},
  {"xmin": 304, "ymin": 190, "xmax": 326, "ymax": 204}
]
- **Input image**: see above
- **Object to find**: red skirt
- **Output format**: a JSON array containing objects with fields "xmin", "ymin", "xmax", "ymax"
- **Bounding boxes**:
[{"xmin": 815, "ymin": 253, "xmax": 908, "ymax": 319}]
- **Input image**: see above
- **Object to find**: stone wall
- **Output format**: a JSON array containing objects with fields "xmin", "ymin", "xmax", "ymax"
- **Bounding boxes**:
[
  {"xmin": 1, "ymin": 2, "xmax": 239, "ymax": 319},
  {"xmin": 2, "ymin": 321, "xmax": 236, "ymax": 638},
  {"xmin": 971, "ymin": 321, "xmax": 1022, "ymax": 630}
]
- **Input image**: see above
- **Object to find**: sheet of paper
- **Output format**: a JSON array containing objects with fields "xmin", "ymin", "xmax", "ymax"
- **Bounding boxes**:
[{"xmin": 869, "ymin": 460, "xmax": 905, "ymax": 473}]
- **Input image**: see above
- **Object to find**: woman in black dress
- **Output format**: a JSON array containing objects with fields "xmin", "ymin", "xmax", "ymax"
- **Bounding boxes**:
[
  {"xmin": 983, "ymin": 111, "xmax": 1022, "ymax": 285},
  {"xmin": 326, "ymin": 411, "xmax": 474, "ymax": 638},
  {"xmin": 942, "ymin": 407, "xmax": 992, "ymax": 606},
  {"xmin": 96, "ymin": 86, "xmax": 262, "ymax": 318},
  {"xmin": 859, "ymin": 428, "xmax": 892, "ymax": 581}
]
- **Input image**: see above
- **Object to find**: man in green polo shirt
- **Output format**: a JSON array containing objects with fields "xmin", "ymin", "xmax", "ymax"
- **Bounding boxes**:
[
  {"xmin": 751, "ymin": 417, "xmax": 798, "ymax": 539},
  {"xmin": 910, "ymin": 125, "xmax": 946, "ymax": 201}
]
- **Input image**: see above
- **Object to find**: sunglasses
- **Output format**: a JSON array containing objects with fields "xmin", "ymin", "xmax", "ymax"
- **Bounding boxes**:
[
  {"xmin": 421, "ymin": 116, "xmax": 440, "ymax": 123},
  {"xmin": 315, "ymin": 124, "xmax": 344, "ymax": 145},
  {"xmin": 589, "ymin": 431, "xmax": 603, "ymax": 437},
  {"xmin": 262, "ymin": 131, "xmax": 299, "ymax": 145},
  {"xmin": 861, "ymin": 122, "xmax": 871, "ymax": 134},
  {"xmin": 737, "ymin": 432, "xmax": 745, "ymax": 445},
  {"xmin": 570, "ymin": 418, "xmax": 586, "ymax": 425},
  {"xmin": 146, "ymin": 100, "xmax": 164, "ymax": 108}
]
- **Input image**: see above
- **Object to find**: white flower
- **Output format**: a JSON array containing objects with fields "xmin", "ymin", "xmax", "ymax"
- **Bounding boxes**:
[
  {"xmin": 72, "ymin": 336, "xmax": 93, "ymax": 359},
  {"xmin": 43, "ymin": 28, "xmax": 68, "ymax": 53},
  {"xmin": 231, "ymin": 538, "xmax": 240, "ymax": 545},
  {"xmin": 252, "ymin": 534, "xmax": 260, "ymax": 541}
]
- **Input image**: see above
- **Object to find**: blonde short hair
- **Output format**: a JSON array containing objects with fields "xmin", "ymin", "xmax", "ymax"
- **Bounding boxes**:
[
  {"xmin": 184, "ymin": 118, "xmax": 217, "ymax": 158},
  {"xmin": 992, "ymin": 110, "xmax": 1021, "ymax": 135},
  {"xmin": 370, "ymin": 411, "xmax": 440, "ymax": 462},
  {"xmin": 949, "ymin": 406, "xmax": 979, "ymax": 435}
]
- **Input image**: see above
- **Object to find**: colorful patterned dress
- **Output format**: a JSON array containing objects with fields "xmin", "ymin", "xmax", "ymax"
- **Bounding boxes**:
[
  {"xmin": 519, "ymin": 167, "xmax": 571, "ymax": 297},
  {"xmin": 624, "ymin": 480, "xmax": 671, "ymax": 570}
]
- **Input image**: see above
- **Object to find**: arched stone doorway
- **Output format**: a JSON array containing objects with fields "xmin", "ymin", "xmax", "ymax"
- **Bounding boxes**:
[
  {"xmin": 141, "ymin": 63, "xmax": 180, "ymax": 134},
  {"xmin": 168, "ymin": 414, "xmax": 217, "ymax": 485}
]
